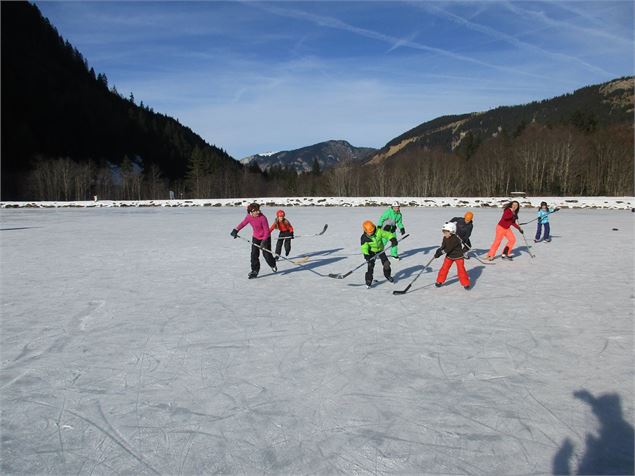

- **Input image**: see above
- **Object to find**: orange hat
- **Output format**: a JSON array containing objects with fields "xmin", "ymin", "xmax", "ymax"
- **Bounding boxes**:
[
  {"xmin": 464, "ymin": 211, "xmax": 474, "ymax": 222},
  {"xmin": 362, "ymin": 220, "xmax": 376, "ymax": 234}
]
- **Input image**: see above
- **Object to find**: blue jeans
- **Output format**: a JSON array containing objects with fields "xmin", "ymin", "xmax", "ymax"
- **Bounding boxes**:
[{"xmin": 535, "ymin": 222, "xmax": 550, "ymax": 241}]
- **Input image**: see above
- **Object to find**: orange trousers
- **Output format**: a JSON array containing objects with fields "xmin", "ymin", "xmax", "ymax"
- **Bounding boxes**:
[
  {"xmin": 488, "ymin": 225, "xmax": 516, "ymax": 257},
  {"xmin": 436, "ymin": 257, "xmax": 470, "ymax": 287}
]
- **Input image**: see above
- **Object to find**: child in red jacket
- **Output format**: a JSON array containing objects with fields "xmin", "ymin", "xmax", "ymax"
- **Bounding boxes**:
[{"xmin": 270, "ymin": 209, "xmax": 294, "ymax": 260}]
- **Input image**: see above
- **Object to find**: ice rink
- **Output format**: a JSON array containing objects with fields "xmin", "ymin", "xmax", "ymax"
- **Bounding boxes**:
[{"xmin": 1, "ymin": 206, "xmax": 633, "ymax": 475}]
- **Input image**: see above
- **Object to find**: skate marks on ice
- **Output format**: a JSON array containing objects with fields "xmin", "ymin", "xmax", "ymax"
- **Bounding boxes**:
[
  {"xmin": 2, "ymin": 208, "xmax": 633, "ymax": 473},
  {"xmin": 24, "ymin": 398, "xmax": 162, "ymax": 475},
  {"xmin": 0, "ymin": 226, "xmax": 43, "ymax": 231},
  {"xmin": 553, "ymin": 390, "xmax": 634, "ymax": 475},
  {"xmin": 2, "ymin": 300, "xmax": 106, "ymax": 373}
]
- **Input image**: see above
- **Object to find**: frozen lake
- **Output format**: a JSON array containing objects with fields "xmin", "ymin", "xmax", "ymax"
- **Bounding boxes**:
[{"xmin": 1, "ymin": 206, "xmax": 633, "ymax": 475}]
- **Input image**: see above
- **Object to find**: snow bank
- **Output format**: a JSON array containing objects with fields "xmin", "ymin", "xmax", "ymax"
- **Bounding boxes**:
[{"xmin": 1, "ymin": 196, "xmax": 633, "ymax": 209}]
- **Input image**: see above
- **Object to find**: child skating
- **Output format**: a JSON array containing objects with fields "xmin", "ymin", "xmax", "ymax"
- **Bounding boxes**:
[
  {"xmin": 450, "ymin": 211, "xmax": 474, "ymax": 258},
  {"xmin": 434, "ymin": 222, "xmax": 471, "ymax": 290},
  {"xmin": 270, "ymin": 209, "xmax": 294, "ymax": 260},
  {"xmin": 377, "ymin": 202, "xmax": 406, "ymax": 260},
  {"xmin": 535, "ymin": 202, "xmax": 558, "ymax": 242},
  {"xmin": 230, "ymin": 203, "xmax": 277, "ymax": 279},
  {"xmin": 361, "ymin": 220, "xmax": 398, "ymax": 288},
  {"xmin": 486, "ymin": 201, "xmax": 523, "ymax": 261}
]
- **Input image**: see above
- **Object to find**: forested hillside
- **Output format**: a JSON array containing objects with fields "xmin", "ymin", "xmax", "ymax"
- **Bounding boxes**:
[
  {"xmin": 1, "ymin": 1, "xmax": 239, "ymax": 200},
  {"xmin": 356, "ymin": 77, "xmax": 634, "ymax": 196}
]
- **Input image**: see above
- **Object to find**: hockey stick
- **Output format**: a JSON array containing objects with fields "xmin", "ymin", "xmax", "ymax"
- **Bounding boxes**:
[
  {"xmin": 328, "ymin": 234, "xmax": 410, "ymax": 279},
  {"xmin": 277, "ymin": 224, "xmax": 328, "ymax": 240},
  {"xmin": 455, "ymin": 236, "xmax": 496, "ymax": 266},
  {"xmin": 235, "ymin": 235, "xmax": 311, "ymax": 267},
  {"xmin": 519, "ymin": 231, "xmax": 536, "ymax": 258},
  {"xmin": 393, "ymin": 254, "xmax": 437, "ymax": 295},
  {"xmin": 519, "ymin": 208, "xmax": 559, "ymax": 226}
]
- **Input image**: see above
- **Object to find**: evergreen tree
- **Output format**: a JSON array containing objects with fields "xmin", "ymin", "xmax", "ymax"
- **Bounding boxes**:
[{"xmin": 311, "ymin": 157, "xmax": 321, "ymax": 176}]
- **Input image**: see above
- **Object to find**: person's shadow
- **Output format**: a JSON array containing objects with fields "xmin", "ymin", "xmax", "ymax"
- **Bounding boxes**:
[
  {"xmin": 553, "ymin": 389, "xmax": 634, "ymax": 475},
  {"xmin": 398, "ymin": 246, "xmax": 437, "ymax": 259},
  {"xmin": 443, "ymin": 265, "xmax": 485, "ymax": 289}
]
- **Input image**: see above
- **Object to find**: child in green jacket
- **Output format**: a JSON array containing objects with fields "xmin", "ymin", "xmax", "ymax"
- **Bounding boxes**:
[
  {"xmin": 361, "ymin": 220, "xmax": 397, "ymax": 288},
  {"xmin": 378, "ymin": 202, "xmax": 406, "ymax": 260}
]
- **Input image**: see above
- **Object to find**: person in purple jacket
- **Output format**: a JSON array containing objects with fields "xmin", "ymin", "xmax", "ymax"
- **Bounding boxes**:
[{"xmin": 230, "ymin": 203, "xmax": 278, "ymax": 279}]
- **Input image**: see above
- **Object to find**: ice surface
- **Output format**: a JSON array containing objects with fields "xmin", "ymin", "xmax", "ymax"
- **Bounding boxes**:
[{"xmin": 1, "ymin": 206, "xmax": 633, "ymax": 474}]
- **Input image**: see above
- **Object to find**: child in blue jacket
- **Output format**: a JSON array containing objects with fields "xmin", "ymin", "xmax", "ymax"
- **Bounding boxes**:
[{"xmin": 535, "ymin": 201, "xmax": 559, "ymax": 242}]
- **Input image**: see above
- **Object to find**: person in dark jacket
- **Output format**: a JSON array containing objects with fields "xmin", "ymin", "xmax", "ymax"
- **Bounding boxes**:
[
  {"xmin": 450, "ymin": 211, "xmax": 474, "ymax": 257},
  {"xmin": 434, "ymin": 222, "xmax": 471, "ymax": 290}
]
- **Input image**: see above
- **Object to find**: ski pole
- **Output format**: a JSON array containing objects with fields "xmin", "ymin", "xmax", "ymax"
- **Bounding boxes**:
[
  {"xmin": 328, "ymin": 234, "xmax": 410, "ymax": 279},
  {"xmin": 393, "ymin": 254, "xmax": 437, "ymax": 295}
]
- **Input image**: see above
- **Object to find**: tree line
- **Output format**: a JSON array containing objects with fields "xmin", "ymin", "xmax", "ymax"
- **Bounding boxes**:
[{"xmin": 21, "ymin": 121, "xmax": 632, "ymax": 201}]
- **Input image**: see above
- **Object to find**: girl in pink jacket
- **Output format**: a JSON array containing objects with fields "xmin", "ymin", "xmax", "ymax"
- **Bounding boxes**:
[{"xmin": 231, "ymin": 203, "xmax": 278, "ymax": 279}]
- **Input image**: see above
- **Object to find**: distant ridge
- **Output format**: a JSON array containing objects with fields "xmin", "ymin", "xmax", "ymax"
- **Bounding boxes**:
[
  {"xmin": 367, "ymin": 76, "xmax": 634, "ymax": 165},
  {"xmin": 240, "ymin": 140, "xmax": 376, "ymax": 173}
]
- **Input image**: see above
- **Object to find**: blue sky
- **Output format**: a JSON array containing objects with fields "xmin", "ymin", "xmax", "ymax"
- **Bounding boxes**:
[{"xmin": 36, "ymin": 1, "xmax": 634, "ymax": 159}]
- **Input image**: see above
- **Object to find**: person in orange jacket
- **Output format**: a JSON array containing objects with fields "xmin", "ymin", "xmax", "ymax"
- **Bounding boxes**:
[{"xmin": 270, "ymin": 209, "xmax": 294, "ymax": 260}]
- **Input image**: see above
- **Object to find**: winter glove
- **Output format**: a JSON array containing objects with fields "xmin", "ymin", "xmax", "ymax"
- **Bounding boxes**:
[
  {"xmin": 363, "ymin": 254, "xmax": 371, "ymax": 262},
  {"xmin": 390, "ymin": 238, "xmax": 398, "ymax": 247},
  {"xmin": 230, "ymin": 229, "xmax": 238, "ymax": 239},
  {"xmin": 434, "ymin": 248, "xmax": 443, "ymax": 258},
  {"xmin": 290, "ymin": 232, "xmax": 294, "ymax": 239},
  {"xmin": 462, "ymin": 245, "xmax": 469, "ymax": 253},
  {"xmin": 400, "ymin": 228, "xmax": 406, "ymax": 236}
]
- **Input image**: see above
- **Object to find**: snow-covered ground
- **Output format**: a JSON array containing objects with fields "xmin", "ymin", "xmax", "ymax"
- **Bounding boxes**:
[
  {"xmin": 1, "ymin": 196, "xmax": 634, "ymax": 209},
  {"xmin": 1, "ymin": 206, "xmax": 633, "ymax": 475}
]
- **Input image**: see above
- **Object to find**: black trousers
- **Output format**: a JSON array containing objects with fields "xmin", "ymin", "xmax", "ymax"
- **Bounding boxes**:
[
  {"xmin": 251, "ymin": 237, "xmax": 277, "ymax": 272},
  {"xmin": 275, "ymin": 232, "xmax": 292, "ymax": 257},
  {"xmin": 365, "ymin": 252, "xmax": 391, "ymax": 286}
]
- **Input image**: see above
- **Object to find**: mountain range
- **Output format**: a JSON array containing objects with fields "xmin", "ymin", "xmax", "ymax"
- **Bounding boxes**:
[
  {"xmin": 240, "ymin": 140, "xmax": 376, "ymax": 173},
  {"xmin": 366, "ymin": 76, "xmax": 633, "ymax": 166}
]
